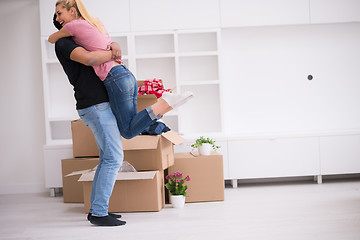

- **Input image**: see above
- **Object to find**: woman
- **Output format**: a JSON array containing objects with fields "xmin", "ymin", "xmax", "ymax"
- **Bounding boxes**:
[{"xmin": 49, "ymin": 0, "xmax": 193, "ymax": 139}]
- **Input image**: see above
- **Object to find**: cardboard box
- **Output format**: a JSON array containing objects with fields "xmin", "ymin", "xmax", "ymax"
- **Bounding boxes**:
[
  {"xmin": 61, "ymin": 158, "xmax": 99, "ymax": 203},
  {"xmin": 168, "ymin": 152, "xmax": 225, "ymax": 203},
  {"xmin": 71, "ymin": 120, "xmax": 184, "ymax": 169},
  {"xmin": 71, "ymin": 120, "xmax": 99, "ymax": 158},
  {"xmin": 123, "ymin": 131, "xmax": 184, "ymax": 171},
  {"xmin": 79, "ymin": 170, "xmax": 165, "ymax": 213},
  {"xmin": 137, "ymin": 80, "xmax": 160, "ymax": 113}
]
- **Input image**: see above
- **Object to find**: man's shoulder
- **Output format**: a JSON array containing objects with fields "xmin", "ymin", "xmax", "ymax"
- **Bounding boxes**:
[
  {"xmin": 55, "ymin": 37, "xmax": 81, "ymax": 59},
  {"xmin": 55, "ymin": 37, "xmax": 78, "ymax": 49}
]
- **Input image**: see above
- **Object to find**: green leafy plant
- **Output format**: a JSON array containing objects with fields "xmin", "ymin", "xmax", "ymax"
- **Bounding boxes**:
[
  {"xmin": 190, "ymin": 136, "xmax": 221, "ymax": 151},
  {"xmin": 165, "ymin": 172, "xmax": 190, "ymax": 196}
]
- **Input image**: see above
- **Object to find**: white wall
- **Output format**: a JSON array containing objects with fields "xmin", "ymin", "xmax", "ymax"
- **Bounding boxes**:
[{"xmin": 0, "ymin": 0, "xmax": 46, "ymax": 194}]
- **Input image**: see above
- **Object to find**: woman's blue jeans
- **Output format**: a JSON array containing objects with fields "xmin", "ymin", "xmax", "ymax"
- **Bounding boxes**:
[
  {"xmin": 77, "ymin": 102, "xmax": 123, "ymax": 217},
  {"xmin": 103, "ymin": 65, "xmax": 161, "ymax": 139}
]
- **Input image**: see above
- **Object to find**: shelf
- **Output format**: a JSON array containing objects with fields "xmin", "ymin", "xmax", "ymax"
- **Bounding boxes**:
[
  {"xmin": 178, "ymin": 51, "xmax": 218, "ymax": 57},
  {"xmin": 110, "ymin": 35, "xmax": 128, "ymax": 56},
  {"xmin": 135, "ymin": 34, "xmax": 174, "ymax": 55},
  {"xmin": 162, "ymin": 115, "xmax": 179, "ymax": 133},
  {"xmin": 180, "ymin": 80, "xmax": 220, "ymax": 86},
  {"xmin": 178, "ymin": 55, "xmax": 219, "ymax": 83},
  {"xmin": 135, "ymin": 53, "xmax": 175, "ymax": 59},
  {"xmin": 49, "ymin": 116, "xmax": 79, "ymax": 122},
  {"xmin": 44, "ymin": 39, "xmax": 57, "ymax": 60},
  {"xmin": 178, "ymin": 32, "xmax": 218, "ymax": 53},
  {"xmin": 47, "ymin": 64, "xmax": 77, "ymax": 119},
  {"xmin": 46, "ymin": 59, "xmax": 60, "ymax": 64},
  {"xmin": 50, "ymin": 120, "xmax": 73, "ymax": 141},
  {"xmin": 47, "ymin": 139, "xmax": 73, "ymax": 146},
  {"xmin": 135, "ymin": 57, "xmax": 176, "ymax": 90}
]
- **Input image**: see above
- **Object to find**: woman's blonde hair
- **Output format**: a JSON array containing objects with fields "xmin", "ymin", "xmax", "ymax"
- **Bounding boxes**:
[{"xmin": 56, "ymin": 0, "xmax": 104, "ymax": 32}]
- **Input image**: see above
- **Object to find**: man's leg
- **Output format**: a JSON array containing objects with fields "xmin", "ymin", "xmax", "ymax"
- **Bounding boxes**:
[{"xmin": 78, "ymin": 102, "xmax": 126, "ymax": 226}]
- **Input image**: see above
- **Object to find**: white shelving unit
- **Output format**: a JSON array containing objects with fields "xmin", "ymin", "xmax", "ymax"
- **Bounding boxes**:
[{"xmin": 129, "ymin": 29, "xmax": 223, "ymax": 136}]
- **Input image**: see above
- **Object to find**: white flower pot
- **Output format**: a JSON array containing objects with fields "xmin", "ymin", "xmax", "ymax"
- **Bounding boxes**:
[
  {"xmin": 170, "ymin": 195, "xmax": 185, "ymax": 209},
  {"xmin": 198, "ymin": 143, "xmax": 212, "ymax": 155}
]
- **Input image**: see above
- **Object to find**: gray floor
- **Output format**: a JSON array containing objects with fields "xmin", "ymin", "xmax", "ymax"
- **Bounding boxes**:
[{"xmin": 1, "ymin": 179, "xmax": 360, "ymax": 240}]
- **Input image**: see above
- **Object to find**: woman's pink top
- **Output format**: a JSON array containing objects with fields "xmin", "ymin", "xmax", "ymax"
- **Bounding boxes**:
[{"xmin": 64, "ymin": 18, "xmax": 113, "ymax": 81}]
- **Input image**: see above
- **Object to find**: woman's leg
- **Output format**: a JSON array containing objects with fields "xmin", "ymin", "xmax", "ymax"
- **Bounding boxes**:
[
  {"xmin": 104, "ymin": 65, "xmax": 193, "ymax": 139},
  {"xmin": 104, "ymin": 65, "xmax": 158, "ymax": 139}
]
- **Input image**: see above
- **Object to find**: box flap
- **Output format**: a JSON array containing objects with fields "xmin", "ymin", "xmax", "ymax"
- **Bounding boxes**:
[
  {"xmin": 78, "ymin": 171, "xmax": 158, "ymax": 182},
  {"xmin": 162, "ymin": 131, "xmax": 185, "ymax": 145},
  {"xmin": 65, "ymin": 169, "xmax": 92, "ymax": 177},
  {"xmin": 122, "ymin": 135, "xmax": 160, "ymax": 150}
]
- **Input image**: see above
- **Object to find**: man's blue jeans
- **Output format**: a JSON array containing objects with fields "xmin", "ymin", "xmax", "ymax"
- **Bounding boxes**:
[
  {"xmin": 103, "ymin": 65, "xmax": 161, "ymax": 139},
  {"xmin": 77, "ymin": 102, "xmax": 123, "ymax": 217}
]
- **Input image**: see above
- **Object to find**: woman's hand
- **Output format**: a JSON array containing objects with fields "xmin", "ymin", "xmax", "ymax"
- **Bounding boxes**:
[{"xmin": 108, "ymin": 42, "xmax": 122, "ymax": 60}]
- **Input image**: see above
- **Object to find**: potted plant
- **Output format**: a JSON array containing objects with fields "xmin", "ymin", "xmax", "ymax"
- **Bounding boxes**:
[
  {"xmin": 165, "ymin": 172, "xmax": 190, "ymax": 208},
  {"xmin": 191, "ymin": 136, "xmax": 221, "ymax": 155}
]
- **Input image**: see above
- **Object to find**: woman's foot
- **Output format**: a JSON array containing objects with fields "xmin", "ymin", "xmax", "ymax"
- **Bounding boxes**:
[{"xmin": 161, "ymin": 91, "xmax": 194, "ymax": 109}]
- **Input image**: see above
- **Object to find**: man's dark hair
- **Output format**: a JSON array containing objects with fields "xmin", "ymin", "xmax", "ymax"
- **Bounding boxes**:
[{"xmin": 53, "ymin": 13, "xmax": 62, "ymax": 30}]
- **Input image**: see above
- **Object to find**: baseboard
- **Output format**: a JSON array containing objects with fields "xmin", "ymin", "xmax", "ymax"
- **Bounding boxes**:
[{"xmin": 0, "ymin": 183, "xmax": 47, "ymax": 195}]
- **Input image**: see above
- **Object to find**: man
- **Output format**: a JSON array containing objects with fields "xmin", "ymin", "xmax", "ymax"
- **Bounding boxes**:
[{"xmin": 53, "ymin": 15, "xmax": 125, "ymax": 227}]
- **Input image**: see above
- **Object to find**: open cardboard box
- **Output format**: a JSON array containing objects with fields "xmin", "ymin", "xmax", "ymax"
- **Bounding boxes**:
[
  {"xmin": 137, "ymin": 80, "xmax": 159, "ymax": 113},
  {"xmin": 122, "ymin": 131, "xmax": 184, "ymax": 170},
  {"xmin": 71, "ymin": 120, "xmax": 185, "ymax": 170},
  {"xmin": 61, "ymin": 158, "xmax": 99, "ymax": 203},
  {"xmin": 168, "ymin": 151, "xmax": 225, "ymax": 203},
  {"xmin": 74, "ymin": 170, "xmax": 165, "ymax": 213}
]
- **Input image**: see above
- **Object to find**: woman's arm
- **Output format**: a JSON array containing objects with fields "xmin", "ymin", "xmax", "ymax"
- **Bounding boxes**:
[
  {"xmin": 70, "ymin": 46, "xmax": 113, "ymax": 66},
  {"xmin": 108, "ymin": 42, "xmax": 122, "ymax": 60},
  {"xmin": 48, "ymin": 28, "xmax": 71, "ymax": 44}
]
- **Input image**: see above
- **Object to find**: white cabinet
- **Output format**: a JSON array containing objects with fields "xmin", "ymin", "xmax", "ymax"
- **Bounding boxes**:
[
  {"xmin": 220, "ymin": 0, "xmax": 310, "ymax": 28},
  {"xmin": 220, "ymin": 0, "xmax": 360, "ymax": 28},
  {"xmin": 310, "ymin": 0, "xmax": 360, "ymax": 24},
  {"xmin": 221, "ymin": 23, "xmax": 360, "ymax": 136},
  {"xmin": 130, "ymin": 0, "xmax": 220, "ymax": 31},
  {"xmin": 43, "ymin": 145, "xmax": 73, "ymax": 189},
  {"xmin": 228, "ymin": 137, "xmax": 320, "ymax": 179},
  {"xmin": 320, "ymin": 135, "xmax": 360, "ymax": 175}
]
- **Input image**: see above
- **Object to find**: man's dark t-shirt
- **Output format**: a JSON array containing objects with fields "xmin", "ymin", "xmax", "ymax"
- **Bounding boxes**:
[{"xmin": 55, "ymin": 37, "xmax": 109, "ymax": 109}]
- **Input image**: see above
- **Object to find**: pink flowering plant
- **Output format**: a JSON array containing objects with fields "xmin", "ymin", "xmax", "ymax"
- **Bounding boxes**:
[{"xmin": 165, "ymin": 172, "xmax": 190, "ymax": 196}]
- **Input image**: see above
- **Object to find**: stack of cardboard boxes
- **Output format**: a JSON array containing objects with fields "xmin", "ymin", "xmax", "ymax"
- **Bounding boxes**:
[{"xmin": 61, "ymin": 81, "xmax": 225, "ymax": 212}]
